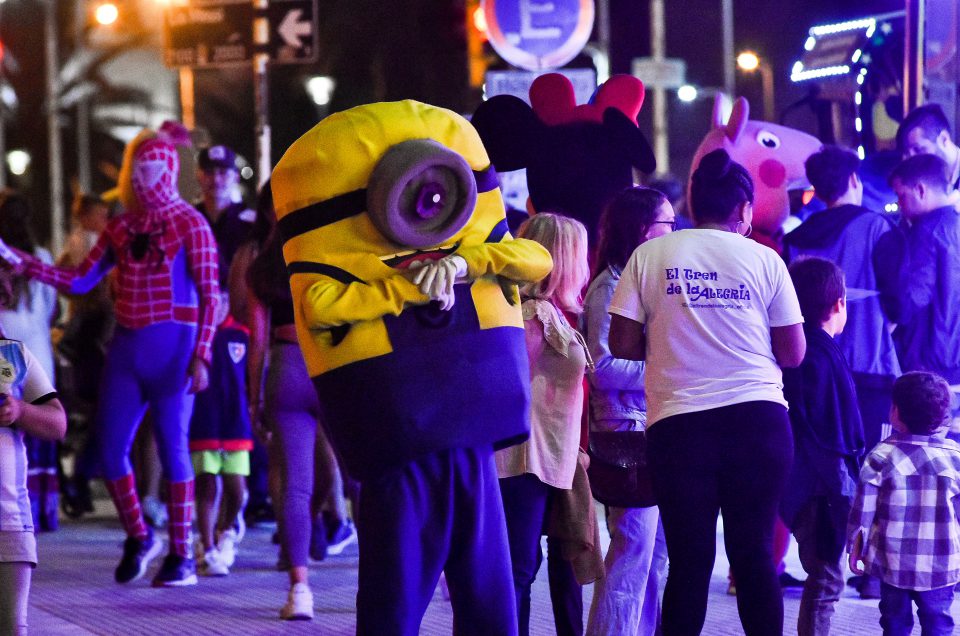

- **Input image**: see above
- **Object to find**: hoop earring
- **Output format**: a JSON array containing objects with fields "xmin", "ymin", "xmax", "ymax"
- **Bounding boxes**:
[{"xmin": 735, "ymin": 221, "xmax": 753, "ymax": 238}]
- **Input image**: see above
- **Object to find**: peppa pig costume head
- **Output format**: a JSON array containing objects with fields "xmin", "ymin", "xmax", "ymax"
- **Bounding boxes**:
[
  {"xmin": 472, "ymin": 73, "xmax": 656, "ymax": 241},
  {"xmin": 690, "ymin": 96, "xmax": 821, "ymax": 252}
]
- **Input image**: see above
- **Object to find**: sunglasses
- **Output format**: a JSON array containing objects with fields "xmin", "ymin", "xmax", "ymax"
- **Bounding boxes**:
[{"xmin": 651, "ymin": 220, "xmax": 677, "ymax": 231}]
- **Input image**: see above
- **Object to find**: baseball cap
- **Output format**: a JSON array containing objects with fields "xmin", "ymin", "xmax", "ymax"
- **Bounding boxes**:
[{"xmin": 198, "ymin": 145, "xmax": 238, "ymax": 172}]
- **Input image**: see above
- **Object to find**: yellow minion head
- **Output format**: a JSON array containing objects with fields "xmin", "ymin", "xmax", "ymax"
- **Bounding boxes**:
[{"xmin": 273, "ymin": 100, "xmax": 505, "ymax": 263}]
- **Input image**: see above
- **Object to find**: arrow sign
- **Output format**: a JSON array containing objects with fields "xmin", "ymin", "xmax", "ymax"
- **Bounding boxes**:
[
  {"xmin": 267, "ymin": 0, "xmax": 318, "ymax": 64},
  {"xmin": 163, "ymin": 0, "xmax": 317, "ymax": 67},
  {"xmin": 278, "ymin": 9, "xmax": 312, "ymax": 48}
]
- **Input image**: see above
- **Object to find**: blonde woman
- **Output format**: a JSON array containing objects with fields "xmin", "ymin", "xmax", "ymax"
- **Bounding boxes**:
[{"xmin": 496, "ymin": 213, "xmax": 592, "ymax": 636}]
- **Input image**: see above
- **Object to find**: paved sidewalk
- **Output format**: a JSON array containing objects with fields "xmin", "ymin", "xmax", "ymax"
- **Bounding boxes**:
[{"xmin": 29, "ymin": 504, "xmax": 933, "ymax": 635}]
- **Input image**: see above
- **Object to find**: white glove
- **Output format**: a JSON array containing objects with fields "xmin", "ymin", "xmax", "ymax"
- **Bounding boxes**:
[
  {"xmin": 0, "ymin": 237, "xmax": 22, "ymax": 268},
  {"xmin": 411, "ymin": 255, "xmax": 467, "ymax": 311}
]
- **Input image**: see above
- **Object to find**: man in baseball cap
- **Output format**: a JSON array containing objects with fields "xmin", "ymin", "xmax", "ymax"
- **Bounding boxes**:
[{"xmin": 196, "ymin": 145, "xmax": 255, "ymax": 281}]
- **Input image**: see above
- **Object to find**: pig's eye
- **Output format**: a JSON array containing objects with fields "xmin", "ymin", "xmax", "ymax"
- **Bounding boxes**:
[{"xmin": 756, "ymin": 130, "xmax": 781, "ymax": 149}]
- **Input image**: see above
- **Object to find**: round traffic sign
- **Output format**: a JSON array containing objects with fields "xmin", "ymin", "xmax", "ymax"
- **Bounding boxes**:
[{"xmin": 483, "ymin": 0, "xmax": 595, "ymax": 72}]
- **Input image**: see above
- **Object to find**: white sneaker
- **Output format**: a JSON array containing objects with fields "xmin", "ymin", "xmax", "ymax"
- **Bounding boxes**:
[
  {"xmin": 216, "ymin": 528, "xmax": 238, "ymax": 568},
  {"xmin": 279, "ymin": 583, "xmax": 314, "ymax": 621},
  {"xmin": 200, "ymin": 547, "xmax": 229, "ymax": 577}
]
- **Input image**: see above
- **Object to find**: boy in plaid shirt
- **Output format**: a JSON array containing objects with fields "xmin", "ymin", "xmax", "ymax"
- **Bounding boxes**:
[{"xmin": 848, "ymin": 371, "xmax": 960, "ymax": 635}]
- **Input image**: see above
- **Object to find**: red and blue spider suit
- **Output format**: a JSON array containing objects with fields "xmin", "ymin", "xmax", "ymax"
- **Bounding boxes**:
[{"xmin": 13, "ymin": 136, "xmax": 220, "ymax": 583}]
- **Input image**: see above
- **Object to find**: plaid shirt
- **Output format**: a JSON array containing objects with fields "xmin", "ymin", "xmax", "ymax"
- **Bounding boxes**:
[
  {"xmin": 847, "ymin": 431, "xmax": 960, "ymax": 590},
  {"xmin": 19, "ymin": 203, "xmax": 220, "ymax": 363}
]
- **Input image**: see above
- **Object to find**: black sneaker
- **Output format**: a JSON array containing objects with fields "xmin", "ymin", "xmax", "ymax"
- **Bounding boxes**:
[
  {"xmin": 326, "ymin": 520, "xmax": 357, "ymax": 556},
  {"xmin": 151, "ymin": 554, "xmax": 198, "ymax": 587},
  {"xmin": 115, "ymin": 529, "xmax": 163, "ymax": 584},
  {"xmin": 859, "ymin": 575, "xmax": 881, "ymax": 599},
  {"xmin": 779, "ymin": 571, "xmax": 806, "ymax": 589}
]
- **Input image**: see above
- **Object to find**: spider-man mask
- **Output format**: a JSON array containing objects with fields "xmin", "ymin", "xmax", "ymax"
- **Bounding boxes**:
[{"xmin": 131, "ymin": 139, "xmax": 181, "ymax": 213}]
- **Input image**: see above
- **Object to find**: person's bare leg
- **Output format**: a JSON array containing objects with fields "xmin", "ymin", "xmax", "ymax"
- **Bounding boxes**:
[
  {"xmin": 289, "ymin": 565, "xmax": 308, "ymax": 586},
  {"xmin": 195, "ymin": 473, "xmax": 219, "ymax": 551},
  {"xmin": 217, "ymin": 473, "xmax": 247, "ymax": 535},
  {"xmin": 0, "ymin": 562, "xmax": 31, "ymax": 636}
]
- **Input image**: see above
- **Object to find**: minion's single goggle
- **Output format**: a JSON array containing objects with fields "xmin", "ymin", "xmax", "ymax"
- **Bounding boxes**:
[{"xmin": 278, "ymin": 139, "xmax": 499, "ymax": 250}]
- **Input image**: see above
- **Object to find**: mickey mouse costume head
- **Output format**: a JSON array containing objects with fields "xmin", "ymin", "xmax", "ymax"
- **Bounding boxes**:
[{"xmin": 472, "ymin": 73, "xmax": 656, "ymax": 241}]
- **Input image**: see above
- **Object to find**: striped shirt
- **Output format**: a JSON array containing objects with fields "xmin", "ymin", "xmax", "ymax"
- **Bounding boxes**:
[
  {"xmin": 0, "ymin": 340, "xmax": 57, "ymax": 533},
  {"xmin": 847, "ymin": 431, "xmax": 960, "ymax": 590}
]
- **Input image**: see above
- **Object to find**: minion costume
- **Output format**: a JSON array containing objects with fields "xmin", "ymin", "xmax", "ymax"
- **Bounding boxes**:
[{"xmin": 272, "ymin": 100, "xmax": 552, "ymax": 635}]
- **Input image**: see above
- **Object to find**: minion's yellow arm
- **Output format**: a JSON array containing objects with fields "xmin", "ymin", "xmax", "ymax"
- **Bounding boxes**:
[
  {"xmin": 458, "ymin": 238, "xmax": 553, "ymax": 284},
  {"xmin": 299, "ymin": 272, "xmax": 430, "ymax": 329}
]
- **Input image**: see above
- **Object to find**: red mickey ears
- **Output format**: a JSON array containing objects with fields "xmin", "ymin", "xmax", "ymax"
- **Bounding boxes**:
[{"xmin": 530, "ymin": 73, "xmax": 646, "ymax": 126}]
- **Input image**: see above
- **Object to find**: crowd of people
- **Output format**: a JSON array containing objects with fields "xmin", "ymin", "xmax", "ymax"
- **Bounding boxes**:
[{"xmin": 0, "ymin": 97, "xmax": 960, "ymax": 636}]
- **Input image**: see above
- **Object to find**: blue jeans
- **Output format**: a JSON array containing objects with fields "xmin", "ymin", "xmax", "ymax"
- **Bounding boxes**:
[
  {"xmin": 879, "ymin": 582, "xmax": 955, "ymax": 636},
  {"xmin": 587, "ymin": 506, "xmax": 665, "ymax": 636}
]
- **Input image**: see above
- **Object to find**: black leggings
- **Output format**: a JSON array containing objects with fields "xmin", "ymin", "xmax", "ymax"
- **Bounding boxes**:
[{"xmin": 647, "ymin": 401, "xmax": 793, "ymax": 636}]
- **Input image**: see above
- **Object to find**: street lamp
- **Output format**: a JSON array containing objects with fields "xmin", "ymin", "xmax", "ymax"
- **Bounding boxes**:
[
  {"xmin": 94, "ymin": 2, "xmax": 119, "ymax": 26},
  {"xmin": 7, "ymin": 149, "xmax": 30, "ymax": 176},
  {"xmin": 305, "ymin": 76, "xmax": 335, "ymax": 107},
  {"xmin": 737, "ymin": 50, "xmax": 774, "ymax": 122},
  {"xmin": 677, "ymin": 84, "xmax": 698, "ymax": 102},
  {"xmin": 736, "ymin": 51, "xmax": 760, "ymax": 72}
]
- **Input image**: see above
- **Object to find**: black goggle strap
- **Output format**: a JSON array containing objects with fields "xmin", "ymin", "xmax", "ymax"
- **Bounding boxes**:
[
  {"xmin": 282, "ymin": 165, "xmax": 500, "ymax": 346},
  {"xmin": 285, "ymin": 262, "xmax": 366, "ymax": 346}
]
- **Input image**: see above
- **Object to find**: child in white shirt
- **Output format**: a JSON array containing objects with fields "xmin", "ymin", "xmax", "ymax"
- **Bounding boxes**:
[{"xmin": 0, "ymin": 334, "xmax": 67, "ymax": 635}]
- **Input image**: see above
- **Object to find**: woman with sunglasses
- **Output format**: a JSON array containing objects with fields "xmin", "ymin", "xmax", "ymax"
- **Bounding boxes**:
[
  {"xmin": 583, "ymin": 186, "xmax": 673, "ymax": 635},
  {"xmin": 608, "ymin": 149, "xmax": 806, "ymax": 636}
]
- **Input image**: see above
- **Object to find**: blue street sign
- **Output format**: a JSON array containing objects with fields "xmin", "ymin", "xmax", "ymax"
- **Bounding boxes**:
[{"xmin": 483, "ymin": 0, "xmax": 595, "ymax": 72}]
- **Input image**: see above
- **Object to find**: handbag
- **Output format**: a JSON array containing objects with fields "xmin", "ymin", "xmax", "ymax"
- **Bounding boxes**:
[{"xmin": 586, "ymin": 429, "xmax": 656, "ymax": 508}]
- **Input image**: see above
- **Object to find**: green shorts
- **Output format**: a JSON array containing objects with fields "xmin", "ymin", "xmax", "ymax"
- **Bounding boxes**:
[{"xmin": 191, "ymin": 450, "xmax": 251, "ymax": 476}]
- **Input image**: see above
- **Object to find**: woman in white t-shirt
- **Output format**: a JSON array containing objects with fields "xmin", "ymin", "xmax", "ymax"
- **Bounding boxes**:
[{"xmin": 608, "ymin": 149, "xmax": 806, "ymax": 636}]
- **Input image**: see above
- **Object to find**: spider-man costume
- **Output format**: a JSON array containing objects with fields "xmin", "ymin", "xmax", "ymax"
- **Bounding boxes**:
[{"xmin": 16, "ymin": 137, "xmax": 220, "ymax": 566}]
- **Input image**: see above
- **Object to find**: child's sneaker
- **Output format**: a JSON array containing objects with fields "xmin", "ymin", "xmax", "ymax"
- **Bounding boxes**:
[
  {"xmin": 216, "ymin": 528, "xmax": 238, "ymax": 568},
  {"xmin": 199, "ymin": 547, "xmax": 229, "ymax": 577},
  {"xmin": 151, "ymin": 554, "xmax": 198, "ymax": 587},
  {"xmin": 326, "ymin": 520, "xmax": 357, "ymax": 556},
  {"xmin": 114, "ymin": 528, "xmax": 163, "ymax": 584},
  {"xmin": 279, "ymin": 583, "xmax": 314, "ymax": 621},
  {"xmin": 142, "ymin": 495, "xmax": 168, "ymax": 529}
]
